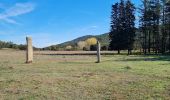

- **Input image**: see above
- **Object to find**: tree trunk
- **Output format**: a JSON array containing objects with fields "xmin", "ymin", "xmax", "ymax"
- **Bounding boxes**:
[
  {"xmin": 169, "ymin": 32, "xmax": 170, "ymax": 53},
  {"xmin": 128, "ymin": 49, "xmax": 132, "ymax": 55},
  {"xmin": 162, "ymin": 2, "xmax": 166, "ymax": 53},
  {"xmin": 144, "ymin": 31, "xmax": 147, "ymax": 55},
  {"xmin": 148, "ymin": 30, "xmax": 151, "ymax": 54},
  {"xmin": 118, "ymin": 49, "xmax": 120, "ymax": 54}
]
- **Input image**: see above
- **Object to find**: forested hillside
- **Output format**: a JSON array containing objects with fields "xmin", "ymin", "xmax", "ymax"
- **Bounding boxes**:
[{"xmin": 43, "ymin": 33, "xmax": 110, "ymax": 51}]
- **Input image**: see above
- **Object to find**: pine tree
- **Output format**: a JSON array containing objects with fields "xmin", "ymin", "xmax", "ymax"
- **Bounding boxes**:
[
  {"xmin": 150, "ymin": 0, "xmax": 161, "ymax": 54},
  {"xmin": 109, "ymin": 3, "xmax": 120, "ymax": 53},
  {"xmin": 139, "ymin": 0, "xmax": 149, "ymax": 54},
  {"xmin": 109, "ymin": 0, "xmax": 127, "ymax": 54},
  {"xmin": 165, "ymin": 0, "xmax": 170, "ymax": 52},
  {"xmin": 139, "ymin": 0, "xmax": 161, "ymax": 54},
  {"xmin": 161, "ymin": 0, "xmax": 167, "ymax": 53},
  {"xmin": 118, "ymin": 0, "xmax": 128, "ymax": 51},
  {"xmin": 125, "ymin": 0, "xmax": 136, "ymax": 55},
  {"xmin": 109, "ymin": 0, "xmax": 136, "ymax": 54}
]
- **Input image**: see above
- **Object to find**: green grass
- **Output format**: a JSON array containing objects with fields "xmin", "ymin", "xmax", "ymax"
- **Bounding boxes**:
[{"xmin": 0, "ymin": 50, "xmax": 170, "ymax": 100}]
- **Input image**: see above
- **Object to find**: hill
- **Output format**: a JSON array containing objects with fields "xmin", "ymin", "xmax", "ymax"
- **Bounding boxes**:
[{"xmin": 44, "ymin": 33, "xmax": 110, "ymax": 50}]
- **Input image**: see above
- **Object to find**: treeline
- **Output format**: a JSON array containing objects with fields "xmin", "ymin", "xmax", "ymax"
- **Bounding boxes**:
[
  {"xmin": 0, "ymin": 41, "xmax": 26, "ymax": 50},
  {"xmin": 0, "ymin": 41, "xmax": 39, "ymax": 50},
  {"xmin": 109, "ymin": 0, "xmax": 170, "ymax": 54},
  {"xmin": 139, "ymin": 0, "xmax": 170, "ymax": 54}
]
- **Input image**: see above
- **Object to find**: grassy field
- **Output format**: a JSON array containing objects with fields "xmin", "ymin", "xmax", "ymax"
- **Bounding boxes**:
[{"xmin": 0, "ymin": 50, "xmax": 170, "ymax": 100}]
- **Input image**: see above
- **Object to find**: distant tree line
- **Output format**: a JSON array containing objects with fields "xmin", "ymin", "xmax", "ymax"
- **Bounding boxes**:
[
  {"xmin": 0, "ymin": 41, "xmax": 39, "ymax": 50},
  {"xmin": 0, "ymin": 41, "xmax": 26, "ymax": 50},
  {"xmin": 109, "ymin": 0, "xmax": 170, "ymax": 54}
]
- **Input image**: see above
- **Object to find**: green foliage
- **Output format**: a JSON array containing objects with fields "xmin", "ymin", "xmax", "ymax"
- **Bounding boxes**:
[
  {"xmin": 139, "ymin": 0, "xmax": 170, "ymax": 54},
  {"xmin": 125, "ymin": 0, "xmax": 136, "ymax": 54},
  {"xmin": 109, "ymin": 0, "xmax": 136, "ymax": 54}
]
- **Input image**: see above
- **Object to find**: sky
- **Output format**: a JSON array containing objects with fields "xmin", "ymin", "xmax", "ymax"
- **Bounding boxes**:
[{"xmin": 0, "ymin": 0, "xmax": 141, "ymax": 48}]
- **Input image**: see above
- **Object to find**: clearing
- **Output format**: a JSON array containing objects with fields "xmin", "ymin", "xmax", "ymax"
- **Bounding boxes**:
[{"xmin": 0, "ymin": 50, "xmax": 170, "ymax": 100}]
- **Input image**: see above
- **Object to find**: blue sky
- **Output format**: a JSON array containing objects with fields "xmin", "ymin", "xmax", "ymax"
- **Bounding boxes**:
[{"xmin": 0, "ymin": 0, "xmax": 141, "ymax": 48}]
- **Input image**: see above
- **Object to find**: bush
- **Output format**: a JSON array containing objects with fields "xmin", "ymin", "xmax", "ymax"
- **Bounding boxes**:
[
  {"xmin": 90, "ymin": 45, "xmax": 97, "ymax": 51},
  {"xmin": 65, "ymin": 45, "xmax": 73, "ymax": 51},
  {"xmin": 83, "ymin": 47, "xmax": 88, "ymax": 51},
  {"xmin": 77, "ymin": 41, "xmax": 87, "ymax": 50},
  {"xmin": 101, "ymin": 46, "xmax": 108, "ymax": 51},
  {"xmin": 85, "ymin": 38, "xmax": 97, "ymax": 46}
]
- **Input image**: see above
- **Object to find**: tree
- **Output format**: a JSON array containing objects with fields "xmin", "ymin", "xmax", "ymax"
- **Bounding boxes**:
[
  {"xmin": 77, "ymin": 41, "xmax": 87, "ymax": 50},
  {"xmin": 118, "ymin": 0, "xmax": 128, "ymax": 51},
  {"xmin": 150, "ymin": 0, "xmax": 161, "ymax": 54},
  {"xmin": 109, "ymin": 1, "xmax": 127, "ymax": 54},
  {"xmin": 125, "ymin": 0, "xmax": 136, "ymax": 54},
  {"xmin": 85, "ymin": 38, "xmax": 97, "ymax": 46},
  {"xmin": 109, "ymin": 2, "xmax": 120, "ymax": 53},
  {"xmin": 109, "ymin": 0, "xmax": 136, "ymax": 54},
  {"xmin": 65, "ymin": 45, "xmax": 72, "ymax": 51},
  {"xmin": 139, "ymin": 0, "xmax": 160, "ymax": 54},
  {"xmin": 142, "ymin": 0, "xmax": 149, "ymax": 54},
  {"xmin": 165, "ymin": 0, "xmax": 170, "ymax": 52},
  {"xmin": 85, "ymin": 38, "xmax": 97, "ymax": 50}
]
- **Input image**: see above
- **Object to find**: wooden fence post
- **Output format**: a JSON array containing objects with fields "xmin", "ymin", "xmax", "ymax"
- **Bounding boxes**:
[{"xmin": 96, "ymin": 41, "xmax": 101, "ymax": 63}]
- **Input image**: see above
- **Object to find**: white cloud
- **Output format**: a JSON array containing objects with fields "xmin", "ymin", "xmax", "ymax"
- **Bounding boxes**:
[
  {"xmin": 2, "ymin": 18, "xmax": 18, "ymax": 24},
  {"xmin": 0, "ymin": 2, "xmax": 35, "ymax": 24}
]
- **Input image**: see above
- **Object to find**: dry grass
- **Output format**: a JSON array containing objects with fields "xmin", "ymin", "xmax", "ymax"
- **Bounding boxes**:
[
  {"xmin": 0, "ymin": 50, "xmax": 170, "ymax": 100},
  {"xmin": 34, "ymin": 51, "xmax": 116, "ymax": 55}
]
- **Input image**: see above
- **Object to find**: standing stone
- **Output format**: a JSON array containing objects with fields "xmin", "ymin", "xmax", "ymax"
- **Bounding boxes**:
[
  {"xmin": 26, "ymin": 37, "xmax": 33, "ymax": 63},
  {"xmin": 96, "ymin": 41, "xmax": 101, "ymax": 63}
]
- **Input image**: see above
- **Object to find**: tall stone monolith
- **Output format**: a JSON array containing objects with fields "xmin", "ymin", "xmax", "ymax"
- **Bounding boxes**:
[
  {"xmin": 96, "ymin": 41, "xmax": 101, "ymax": 63},
  {"xmin": 26, "ymin": 37, "xmax": 33, "ymax": 63}
]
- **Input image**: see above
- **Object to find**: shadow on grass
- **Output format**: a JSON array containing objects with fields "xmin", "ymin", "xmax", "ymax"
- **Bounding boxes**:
[{"xmin": 117, "ymin": 55, "xmax": 170, "ymax": 62}]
